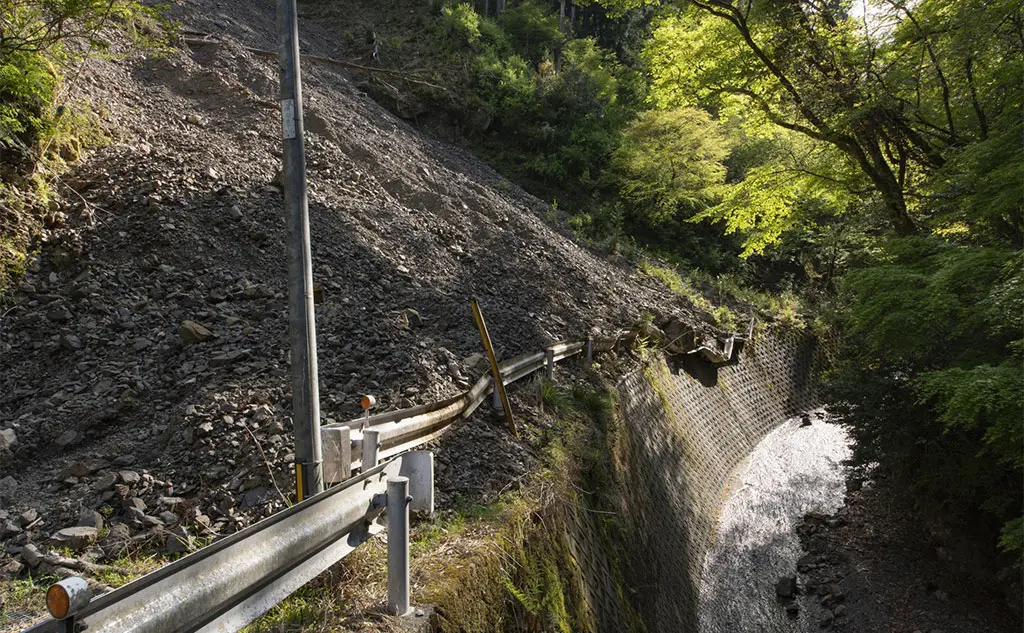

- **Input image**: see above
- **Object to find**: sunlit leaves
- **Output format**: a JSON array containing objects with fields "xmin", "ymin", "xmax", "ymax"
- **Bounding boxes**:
[{"xmin": 610, "ymin": 107, "xmax": 730, "ymax": 224}]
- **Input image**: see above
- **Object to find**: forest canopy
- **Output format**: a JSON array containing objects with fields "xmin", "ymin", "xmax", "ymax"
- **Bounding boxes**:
[{"xmin": 415, "ymin": 0, "xmax": 1023, "ymax": 570}]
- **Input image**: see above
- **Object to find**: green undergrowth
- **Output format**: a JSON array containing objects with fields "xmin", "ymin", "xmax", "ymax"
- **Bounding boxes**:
[
  {"xmin": 0, "ymin": 572, "xmax": 59, "ymax": 629},
  {"xmin": 0, "ymin": 548, "xmax": 166, "ymax": 629},
  {"xmin": 0, "ymin": 1, "xmax": 172, "ymax": 295},
  {"xmin": 419, "ymin": 381, "xmax": 640, "ymax": 633},
  {"xmin": 639, "ymin": 258, "xmax": 810, "ymax": 333},
  {"xmin": 240, "ymin": 380, "xmax": 644, "ymax": 633}
]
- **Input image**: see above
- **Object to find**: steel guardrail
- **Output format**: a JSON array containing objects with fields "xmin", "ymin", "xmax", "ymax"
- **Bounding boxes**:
[
  {"xmin": 322, "ymin": 335, "xmax": 621, "ymax": 481},
  {"xmin": 24, "ymin": 453, "xmax": 434, "ymax": 633}
]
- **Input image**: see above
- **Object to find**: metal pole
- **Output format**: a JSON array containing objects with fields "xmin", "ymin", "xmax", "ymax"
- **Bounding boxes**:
[
  {"xmin": 586, "ymin": 337, "xmax": 594, "ymax": 363},
  {"xmin": 278, "ymin": 0, "xmax": 322, "ymax": 500},
  {"xmin": 386, "ymin": 477, "xmax": 411, "ymax": 616}
]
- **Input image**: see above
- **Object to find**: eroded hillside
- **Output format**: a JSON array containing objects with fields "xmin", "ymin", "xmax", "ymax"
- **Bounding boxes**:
[{"xmin": 0, "ymin": 0, "xmax": 723, "ymax": 616}]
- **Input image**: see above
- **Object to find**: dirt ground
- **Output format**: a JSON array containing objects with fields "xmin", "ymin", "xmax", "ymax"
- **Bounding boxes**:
[{"xmin": 794, "ymin": 472, "xmax": 1021, "ymax": 633}]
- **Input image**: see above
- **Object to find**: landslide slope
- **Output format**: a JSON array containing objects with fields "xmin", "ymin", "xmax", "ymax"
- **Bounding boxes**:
[{"xmin": 0, "ymin": 0, "xmax": 697, "ymax": 567}]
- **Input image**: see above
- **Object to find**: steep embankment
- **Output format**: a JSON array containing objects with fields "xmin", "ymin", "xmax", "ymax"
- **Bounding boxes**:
[{"xmin": 0, "ymin": 0, "xmax": 726, "ymax": 580}]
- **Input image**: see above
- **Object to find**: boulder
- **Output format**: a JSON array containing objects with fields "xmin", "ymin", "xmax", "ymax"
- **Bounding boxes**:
[
  {"xmin": 78, "ymin": 509, "xmax": 104, "ymax": 531},
  {"xmin": 179, "ymin": 320, "xmax": 214, "ymax": 345},
  {"xmin": 50, "ymin": 526, "xmax": 99, "ymax": 551},
  {"xmin": 775, "ymin": 575, "xmax": 798, "ymax": 600},
  {"xmin": 0, "ymin": 429, "xmax": 16, "ymax": 451}
]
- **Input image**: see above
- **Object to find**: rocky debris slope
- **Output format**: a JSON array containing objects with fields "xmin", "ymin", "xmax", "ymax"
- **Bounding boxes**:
[
  {"xmin": 0, "ymin": 0, "xmax": 718, "ymax": 597},
  {"xmin": 791, "ymin": 476, "xmax": 1020, "ymax": 633}
]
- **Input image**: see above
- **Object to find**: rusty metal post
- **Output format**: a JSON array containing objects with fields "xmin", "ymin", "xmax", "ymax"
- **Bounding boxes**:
[{"xmin": 470, "ymin": 297, "xmax": 517, "ymax": 438}]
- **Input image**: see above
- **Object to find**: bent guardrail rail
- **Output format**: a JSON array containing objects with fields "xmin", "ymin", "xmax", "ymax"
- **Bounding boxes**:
[
  {"xmin": 321, "ymin": 335, "xmax": 621, "ymax": 483},
  {"xmin": 25, "ymin": 452, "xmax": 434, "ymax": 633}
]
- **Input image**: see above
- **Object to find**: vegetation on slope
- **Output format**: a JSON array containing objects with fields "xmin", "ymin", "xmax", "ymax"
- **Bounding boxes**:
[
  {"xmin": 0, "ymin": 0, "xmax": 167, "ymax": 293},
  {"xmin": 317, "ymin": 0, "xmax": 1022, "ymax": 574}
]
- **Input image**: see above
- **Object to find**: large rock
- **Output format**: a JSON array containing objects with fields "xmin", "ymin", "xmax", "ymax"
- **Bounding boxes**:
[
  {"xmin": 50, "ymin": 526, "xmax": 99, "ymax": 551},
  {"xmin": 0, "ymin": 476, "xmax": 18, "ymax": 500},
  {"xmin": 20, "ymin": 543, "xmax": 43, "ymax": 568},
  {"xmin": 0, "ymin": 429, "xmax": 16, "ymax": 451},
  {"xmin": 775, "ymin": 575, "xmax": 798, "ymax": 600},
  {"xmin": 180, "ymin": 320, "xmax": 214, "ymax": 345},
  {"xmin": 100, "ymin": 524, "xmax": 131, "ymax": 557},
  {"xmin": 65, "ymin": 458, "xmax": 109, "ymax": 478},
  {"xmin": 78, "ymin": 508, "xmax": 104, "ymax": 531},
  {"xmin": 54, "ymin": 430, "xmax": 79, "ymax": 448}
]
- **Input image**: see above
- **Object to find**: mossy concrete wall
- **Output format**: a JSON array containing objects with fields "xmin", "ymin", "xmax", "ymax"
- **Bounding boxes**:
[{"xmin": 611, "ymin": 329, "xmax": 820, "ymax": 632}]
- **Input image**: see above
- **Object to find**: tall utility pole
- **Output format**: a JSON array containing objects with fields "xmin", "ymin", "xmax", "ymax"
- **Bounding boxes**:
[{"xmin": 277, "ymin": 0, "xmax": 323, "ymax": 501}]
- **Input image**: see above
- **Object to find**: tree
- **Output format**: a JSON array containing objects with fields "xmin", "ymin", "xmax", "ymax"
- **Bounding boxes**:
[
  {"xmin": 610, "ymin": 107, "xmax": 730, "ymax": 225},
  {"xmin": 639, "ymin": 0, "xmax": 1023, "ymax": 239}
]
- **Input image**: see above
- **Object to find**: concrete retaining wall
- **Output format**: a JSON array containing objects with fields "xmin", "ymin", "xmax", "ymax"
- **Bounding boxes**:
[{"xmin": 609, "ymin": 329, "xmax": 820, "ymax": 632}]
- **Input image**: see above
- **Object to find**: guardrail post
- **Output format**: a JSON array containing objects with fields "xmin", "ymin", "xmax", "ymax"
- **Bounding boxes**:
[
  {"xmin": 363, "ymin": 429, "xmax": 380, "ymax": 470},
  {"xmin": 491, "ymin": 379, "xmax": 501, "ymax": 409},
  {"xmin": 586, "ymin": 337, "xmax": 594, "ymax": 363},
  {"xmin": 321, "ymin": 426, "xmax": 352, "ymax": 483},
  {"xmin": 387, "ymin": 476, "xmax": 411, "ymax": 616},
  {"xmin": 545, "ymin": 348, "xmax": 555, "ymax": 381}
]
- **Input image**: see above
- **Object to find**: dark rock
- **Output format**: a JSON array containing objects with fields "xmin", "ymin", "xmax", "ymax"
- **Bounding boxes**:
[
  {"xmin": 2, "ymin": 521, "xmax": 22, "ymax": 537},
  {"xmin": 0, "ymin": 476, "xmax": 17, "ymax": 499},
  {"xmin": 66, "ymin": 458, "xmax": 109, "ymax": 478},
  {"xmin": 60, "ymin": 334, "xmax": 83, "ymax": 351},
  {"xmin": 78, "ymin": 509, "xmax": 104, "ymax": 530},
  {"xmin": 47, "ymin": 307, "xmax": 72, "ymax": 322},
  {"xmin": 163, "ymin": 526, "xmax": 191, "ymax": 554},
  {"xmin": 94, "ymin": 472, "xmax": 118, "ymax": 491},
  {"xmin": 100, "ymin": 524, "xmax": 131, "ymax": 557},
  {"xmin": 180, "ymin": 320, "xmax": 215, "ymax": 345},
  {"xmin": 54, "ymin": 430, "xmax": 79, "ymax": 448},
  {"xmin": 51, "ymin": 526, "xmax": 99, "ymax": 550},
  {"xmin": 776, "ymin": 575, "xmax": 798, "ymax": 600},
  {"xmin": 21, "ymin": 543, "xmax": 43, "ymax": 568},
  {"xmin": 18, "ymin": 509, "xmax": 38, "ymax": 526}
]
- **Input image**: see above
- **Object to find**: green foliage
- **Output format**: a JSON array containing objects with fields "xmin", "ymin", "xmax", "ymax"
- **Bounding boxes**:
[
  {"xmin": 0, "ymin": 0, "xmax": 144, "ymax": 156},
  {"xmin": 639, "ymin": 259, "xmax": 687, "ymax": 295},
  {"xmin": 498, "ymin": 0, "xmax": 561, "ymax": 62},
  {"xmin": 539, "ymin": 379, "xmax": 574, "ymax": 413},
  {"xmin": 0, "ymin": 572, "xmax": 60, "ymax": 626},
  {"xmin": 828, "ymin": 240, "xmax": 1022, "ymax": 562},
  {"xmin": 1, "ymin": 0, "xmax": 161, "ymax": 294},
  {"xmin": 438, "ymin": 2, "xmax": 482, "ymax": 48},
  {"xmin": 611, "ymin": 107, "xmax": 730, "ymax": 225}
]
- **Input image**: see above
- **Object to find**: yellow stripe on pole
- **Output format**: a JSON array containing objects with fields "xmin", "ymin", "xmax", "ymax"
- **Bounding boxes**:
[{"xmin": 295, "ymin": 463, "xmax": 304, "ymax": 503}]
